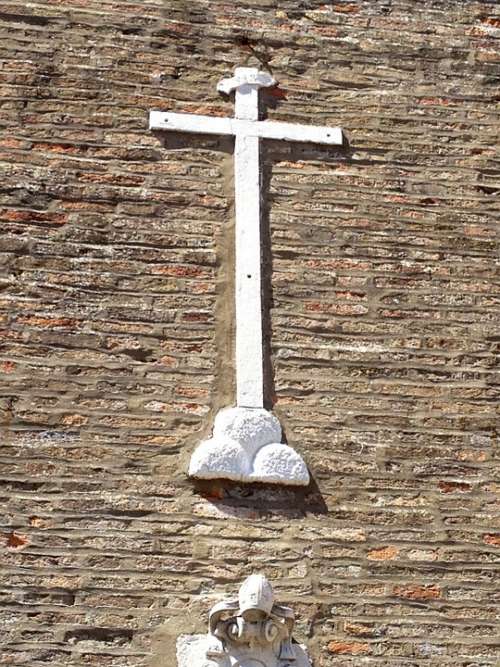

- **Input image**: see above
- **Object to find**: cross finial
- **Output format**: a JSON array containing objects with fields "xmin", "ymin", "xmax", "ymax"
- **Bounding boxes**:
[
  {"xmin": 217, "ymin": 67, "xmax": 276, "ymax": 94},
  {"xmin": 217, "ymin": 67, "xmax": 276, "ymax": 120}
]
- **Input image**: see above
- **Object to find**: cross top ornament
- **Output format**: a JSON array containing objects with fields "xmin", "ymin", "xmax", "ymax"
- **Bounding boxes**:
[{"xmin": 150, "ymin": 67, "xmax": 343, "ymax": 486}]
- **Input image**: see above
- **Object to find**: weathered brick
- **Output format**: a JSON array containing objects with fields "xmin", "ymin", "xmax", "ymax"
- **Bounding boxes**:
[
  {"xmin": 1, "ymin": 1, "xmax": 499, "ymax": 666},
  {"xmin": 327, "ymin": 640, "xmax": 370, "ymax": 655},
  {"xmin": 392, "ymin": 584, "xmax": 442, "ymax": 601}
]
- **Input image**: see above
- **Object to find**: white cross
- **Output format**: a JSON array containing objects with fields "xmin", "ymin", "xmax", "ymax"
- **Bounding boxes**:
[
  {"xmin": 150, "ymin": 67, "xmax": 344, "ymax": 486},
  {"xmin": 150, "ymin": 67, "xmax": 343, "ymax": 410}
]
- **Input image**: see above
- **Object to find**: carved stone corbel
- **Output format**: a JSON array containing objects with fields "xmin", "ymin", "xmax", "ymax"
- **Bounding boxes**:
[{"xmin": 176, "ymin": 575, "xmax": 312, "ymax": 667}]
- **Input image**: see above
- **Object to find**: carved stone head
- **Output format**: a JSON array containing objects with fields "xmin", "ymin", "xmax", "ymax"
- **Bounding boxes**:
[
  {"xmin": 176, "ymin": 575, "xmax": 311, "ymax": 666},
  {"xmin": 238, "ymin": 574, "xmax": 274, "ymax": 619},
  {"xmin": 200, "ymin": 575, "xmax": 311, "ymax": 667}
]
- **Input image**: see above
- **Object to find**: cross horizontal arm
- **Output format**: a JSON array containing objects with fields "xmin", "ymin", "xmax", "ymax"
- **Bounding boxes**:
[
  {"xmin": 256, "ymin": 119, "xmax": 343, "ymax": 145},
  {"xmin": 150, "ymin": 111, "xmax": 232, "ymax": 136},
  {"xmin": 149, "ymin": 111, "xmax": 343, "ymax": 146}
]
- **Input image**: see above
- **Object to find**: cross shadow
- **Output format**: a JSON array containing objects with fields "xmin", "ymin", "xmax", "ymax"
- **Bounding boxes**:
[
  {"xmin": 150, "ymin": 129, "xmax": 234, "ymax": 154},
  {"xmin": 193, "ymin": 475, "xmax": 328, "ymax": 516},
  {"xmin": 260, "ymin": 137, "xmax": 351, "ymax": 411}
]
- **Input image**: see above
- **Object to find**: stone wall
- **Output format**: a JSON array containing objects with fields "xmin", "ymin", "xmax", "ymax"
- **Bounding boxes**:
[{"xmin": 1, "ymin": 1, "xmax": 499, "ymax": 665}]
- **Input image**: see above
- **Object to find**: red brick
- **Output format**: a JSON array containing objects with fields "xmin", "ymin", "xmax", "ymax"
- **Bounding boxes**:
[
  {"xmin": 0, "ymin": 361, "xmax": 16, "ymax": 373},
  {"xmin": 438, "ymin": 481, "xmax": 472, "ymax": 493},
  {"xmin": 328, "ymin": 641, "xmax": 370, "ymax": 655},
  {"xmin": 6, "ymin": 532, "xmax": 29, "ymax": 549},
  {"xmin": 367, "ymin": 545, "xmax": 399, "ymax": 561},
  {"xmin": 393, "ymin": 585, "xmax": 441, "ymax": 601}
]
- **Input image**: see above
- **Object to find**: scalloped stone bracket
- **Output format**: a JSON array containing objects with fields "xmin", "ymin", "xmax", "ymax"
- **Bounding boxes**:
[{"xmin": 188, "ymin": 407, "xmax": 310, "ymax": 486}]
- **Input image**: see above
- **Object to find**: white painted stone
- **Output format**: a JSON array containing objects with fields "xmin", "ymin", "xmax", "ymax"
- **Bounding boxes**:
[
  {"xmin": 188, "ymin": 437, "xmax": 249, "ymax": 481},
  {"xmin": 176, "ymin": 634, "xmax": 222, "ymax": 667},
  {"xmin": 216, "ymin": 67, "xmax": 276, "ymax": 98},
  {"xmin": 251, "ymin": 443, "xmax": 310, "ymax": 486},
  {"xmin": 150, "ymin": 66, "xmax": 342, "ymax": 485},
  {"xmin": 234, "ymin": 130, "xmax": 263, "ymax": 407},
  {"xmin": 175, "ymin": 575, "xmax": 313, "ymax": 667},
  {"xmin": 176, "ymin": 634, "xmax": 312, "ymax": 667},
  {"xmin": 214, "ymin": 408, "xmax": 281, "ymax": 455},
  {"xmin": 149, "ymin": 112, "xmax": 343, "ymax": 146},
  {"xmin": 238, "ymin": 574, "xmax": 274, "ymax": 616},
  {"xmin": 189, "ymin": 407, "xmax": 309, "ymax": 486}
]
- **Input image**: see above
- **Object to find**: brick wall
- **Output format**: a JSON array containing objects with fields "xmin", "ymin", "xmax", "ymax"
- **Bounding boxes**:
[{"xmin": 1, "ymin": 1, "xmax": 499, "ymax": 665}]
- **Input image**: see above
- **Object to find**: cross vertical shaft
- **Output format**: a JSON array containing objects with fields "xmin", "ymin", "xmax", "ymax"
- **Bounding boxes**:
[
  {"xmin": 234, "ymin": 133, "xmax": 263, "ymax": 407},
  {"xmin": 234, "ymin": 83, "xmax": 263, "ymax": 407}
]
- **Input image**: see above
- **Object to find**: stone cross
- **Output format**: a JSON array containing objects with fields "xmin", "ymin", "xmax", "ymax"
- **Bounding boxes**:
[{"xmin": 150, "ymin": 67, "xmax": 343, "ymax": 486}]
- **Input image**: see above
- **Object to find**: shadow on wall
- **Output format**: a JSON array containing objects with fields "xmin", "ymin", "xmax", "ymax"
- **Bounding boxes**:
[
  {"xmin": 260, "ymin": 137, "xmax": 352, "ymax": 411},
  {"xmin": 193, "ymin": 476, "xmax": 328, "ymax": 516}
]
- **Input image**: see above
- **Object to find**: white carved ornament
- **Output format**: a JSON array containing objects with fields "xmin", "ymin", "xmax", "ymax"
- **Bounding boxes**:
[
  {"xmin": 176, "ymin": 574, "xmax": 312, "ymax": 667},
  {"xmin": 150, "ymin": 68, "xmax": 343, "ymax": 486}
]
